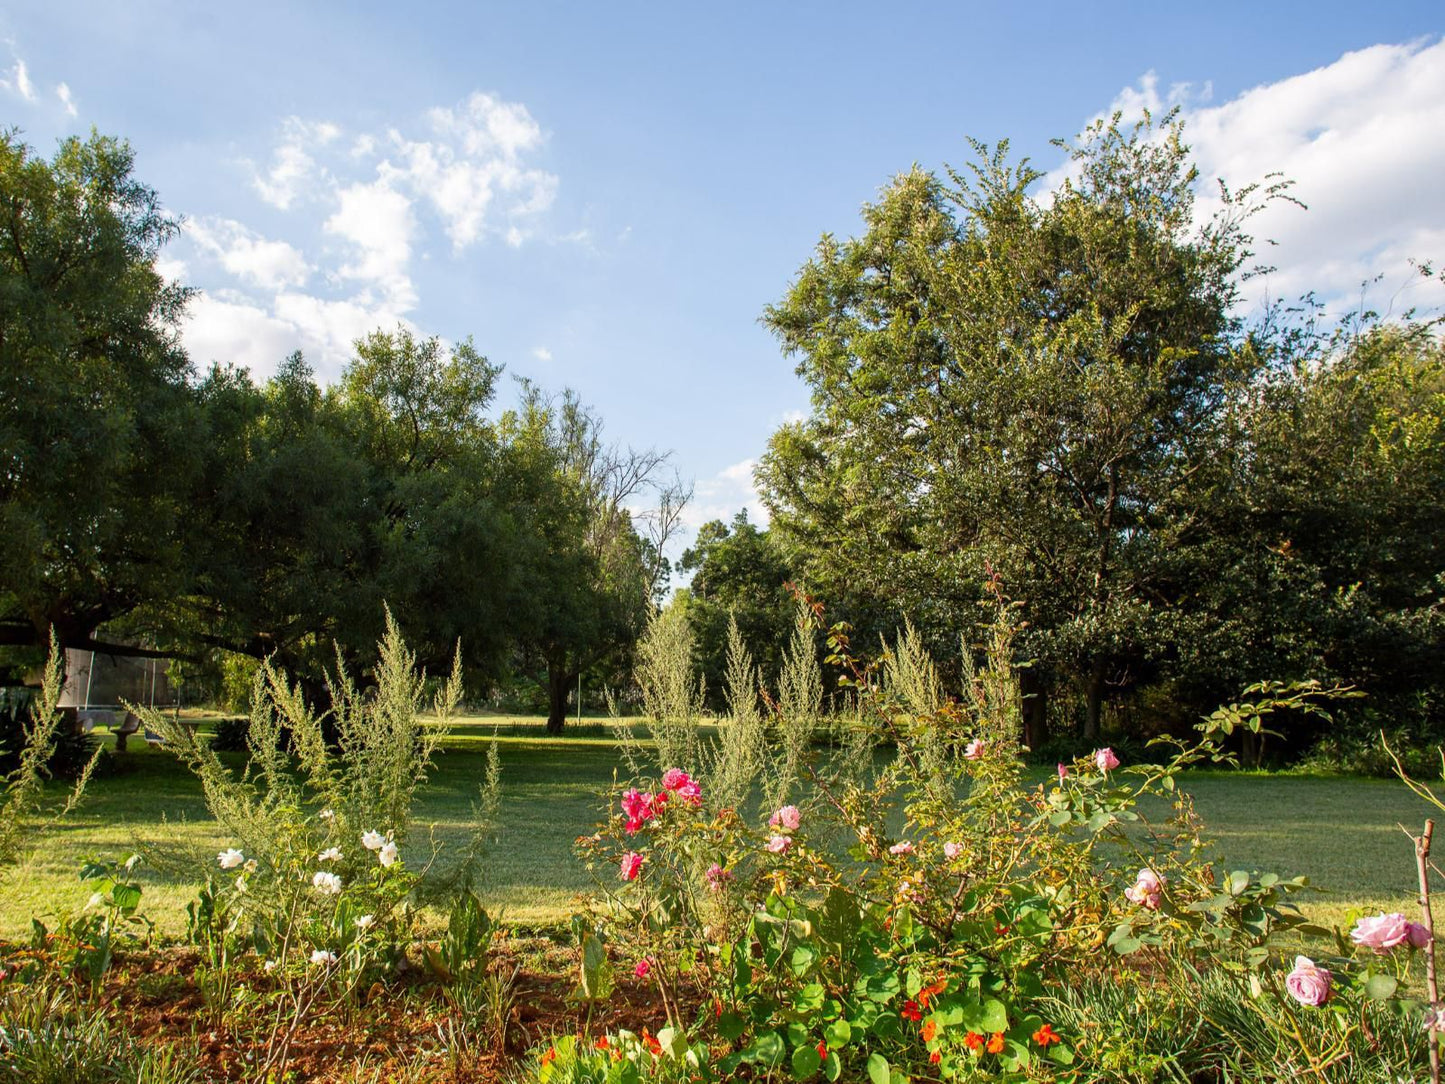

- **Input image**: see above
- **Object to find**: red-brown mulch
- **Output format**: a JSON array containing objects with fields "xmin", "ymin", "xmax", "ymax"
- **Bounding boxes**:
[{"xmin": 1, "ymin": 939, "xmax": 686, "ymax": 1083}]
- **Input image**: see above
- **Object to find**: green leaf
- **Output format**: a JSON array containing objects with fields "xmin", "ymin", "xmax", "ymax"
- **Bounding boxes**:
[
  {"xmin": 824, "ymin": 1019, "xmax": 852, "ymax": 1048},
  {"xmin": 960, "ymin": 998, "xmax": 1009, "ymax": 1033},
  {"xmin": 1365, "ymin": 973, "xmax": 1400, "ymax": 1001},
  {"xmin": 867, "ymin": 1053, "xmax": 890, "ymax": 1084},
  {"xmin": 750, "ymin": 1031, "xmax": 785, "ymax": 1066},
  {"xmin": 718, "ymin": 1012, "xmax": 746, "ymax": 1042},
  {"xmin": 791, "ymin": 1045, "xmax": 822, "ymax": 1080}
]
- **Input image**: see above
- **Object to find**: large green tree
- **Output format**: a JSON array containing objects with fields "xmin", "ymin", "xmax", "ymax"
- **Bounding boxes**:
[
  {"xmin": 758, "ymin": 116, "xmax": 1280, "ymax": 740},
  {"xmin": 0, "ymin": 129, "xmax": 200, "ymax": 665},
  {"xmin": 504, "ymin": 383, "xmax": 685, "ymax": 733},
  {"xmin": 676, "ymin": 510, "xmax": 795, "ymax": 708},
  {"xmin": 183, "ymin": 331, "xmax": 528, "ymax": 684}
]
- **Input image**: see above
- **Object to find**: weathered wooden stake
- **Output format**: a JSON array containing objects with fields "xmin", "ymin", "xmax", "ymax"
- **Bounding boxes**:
[{"xmin": 1417, "ymin": 818, "xmax": 1440, "ymax": 1084}]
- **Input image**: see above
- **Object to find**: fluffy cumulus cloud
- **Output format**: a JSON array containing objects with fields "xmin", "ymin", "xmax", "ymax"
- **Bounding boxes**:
[
  {"xmin": 1053, "ymin": 39, "xmax": 1445, "ymax": 318},
  {"xmin": 187, "ymin": 217, "xmax": 310, "ymax": 291},
  {"xmin": 181, "ymin": 91, "xmax": 558, "ymax": 379},
  {"xmin": 684, "ymin": 458, "xmax": 768, "ymax": 534}
]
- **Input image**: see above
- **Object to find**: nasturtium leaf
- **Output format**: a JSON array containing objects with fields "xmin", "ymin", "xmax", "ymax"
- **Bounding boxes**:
[
  {"xmin": 867, "ymin": 1053, "xmax": 890, "ymax": 1084},
  {"xmin": 718, "ymin": 1012, "xmax": 746, "ymax": 1042},
  {"xmin": 791, "ymin": 1045, "xmax": 822, "ymax": 1080}
]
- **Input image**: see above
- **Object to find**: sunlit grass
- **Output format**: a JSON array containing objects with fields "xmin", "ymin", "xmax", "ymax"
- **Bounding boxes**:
[{"xmin": 0, "ymin": 719, "xmax": 1429, "ymax": 939}]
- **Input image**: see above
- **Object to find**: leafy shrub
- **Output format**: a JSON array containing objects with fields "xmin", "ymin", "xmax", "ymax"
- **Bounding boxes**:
[{"xmin": 560, "ymin": 584, "xmax": 1432, "ymax": 1082}]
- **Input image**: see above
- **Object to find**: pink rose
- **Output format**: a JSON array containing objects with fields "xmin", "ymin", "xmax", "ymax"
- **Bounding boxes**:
[
  {"xmin": 765, "ymin": 835, "xmax": 792, "ymax": 854},
  {"xmin": 661, "ymin": 768, "xmax": 689, "ymax": 791},
  {"xmin": 1351, "ymin": 912, "xmax": 1412, "ymax": 953},
  {"xmin": 889, "ymin": 841, "xmax": 914, "ymax": 856},
  {"xmin": 1094, "ymin": 748, "xmax": 1120, "ymax": 772},
  {"xmin": 1285, "ymin": 956, "xmax": 1332, "ymax": 1006},
  {"xmin": 633, "ymin": 958, "xmax": 652, "ymax": 979},
  {"xmin": 620, "ymin": 789, "xmax": 658, "ymax": 833},
  {"xmin": 619, "ymin": 851, "xmax": 644, "ymax": 881},
  {"xmin": 1056, "ymin": 763, "xmax": 1069, "ymax": 781},
  {"xmin": 964, "ymin": 738, "xmax": 986, "ymax": 761},
  {"xmin": 1408, "ymin": 922, "xmax": 1433, "ymax": 949},
  {"xmin": 1124, "ymin": 868, "xmax": 1164, "ymax": 910},
  {"xmin": 705, "ymin": 863, "xmax": 733, "ymax": 891},
  {"xmin": 943, "ymin": 841, "xmax": 963, "ymax": 860},
  {"xmin": 769, "ymin": 805, "xmax": 801, "ymax": 832},
  {"xmin": 676, "ymin": 780, "xmax": 703, "ymax": 806}
]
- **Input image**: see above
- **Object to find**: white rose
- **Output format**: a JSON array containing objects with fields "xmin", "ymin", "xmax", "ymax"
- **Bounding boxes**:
[
  {"xmin": 311, "ymin": 871, "xmax": 342, "ymax": 895},
  {"xmin": 318, "ymin": 847, "xmax": 343, "ymax": 863},
  {"xmin": 361, "ymin": 830, "xmax": 386, "ymax": 851},
  {"xmin": 309, "ymin": 949, "xmax": 337, "ymax": 966},
  {"xmin": 378, "ymin": 841, "xmax": 399, "ymax": 868},
  {"xmin": 217, "ymin": 848, "xmax": 245, "ymax": 870}
]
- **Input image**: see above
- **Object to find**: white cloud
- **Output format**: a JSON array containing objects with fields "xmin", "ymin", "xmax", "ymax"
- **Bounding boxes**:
[
  {"xmin": 379, "ymin": 92, "xmax": 558, "ymax": 251},
  {"xmin": 683, "ymin": 458, "xmax": 768, "ymax": 533},
  {"xmin": 181, "ymin": 90, "xmax": 561, "ymax": 382},
  {"xmin": 188, "ymin": 217, "xmax": 310, "ymax": 290},
  {"xmin": 182, "ymin": 292, "xmax": 308, "ymax": 376},
  {"xmin": 12, "ymin": 59, "xmax": 35, "ymax": 102},
  {"xmin": 531, "ymin": 346, "xmax": 552, "ymax": 362},
  {"xmin": 55, "ymin": 81, "xmax": 75, "ymax": 116},
  {"xmin": 251, "ymin": 117, "xmax": 340, "ymax": 210},
  {"xmin": 324, "ymin": 179, "xmax": 416, "ymax": 308},
  {"xmin": 1053, "ymin": 39, "xmax": 1445, "ymax": 318}
]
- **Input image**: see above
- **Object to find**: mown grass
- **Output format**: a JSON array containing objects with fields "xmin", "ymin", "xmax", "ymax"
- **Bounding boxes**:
[{"xmin": 0, "ymin": 714, "xmax": 1428, "ymax": 939}]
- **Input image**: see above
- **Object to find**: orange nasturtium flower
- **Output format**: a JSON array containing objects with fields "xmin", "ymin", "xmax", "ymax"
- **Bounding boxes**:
[
  {"xmin": 540, "ymin": 1047, "xmax": 557, "ymax": 1067},
  {"xmin": 987, "ymin": 1032, "xmax": 1005, "ymax": 1054},
  {"xmin": 918, "ymin": 978, "xmax": 948, "ymax": 1008},
  {"xmin": 1033, "ymin": 1023, "xmax": 1061, "ymax": 1046},
  {"xmin": 921, "ymin": 1020, "xmax": 938, "ymax": 1042},
  {"xmin": 929, "ymin": 1051, "xmax": 942, "ymax": 1065},
  {"xmin": 964, "ymin": 1031, "xmax": 985, "ymax": 1052}
]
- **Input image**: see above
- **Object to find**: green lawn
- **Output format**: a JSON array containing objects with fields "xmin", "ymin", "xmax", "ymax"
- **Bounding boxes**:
[{"xmin": 0, "ymin": 717, "xmax": 1428, "ymax": 939}]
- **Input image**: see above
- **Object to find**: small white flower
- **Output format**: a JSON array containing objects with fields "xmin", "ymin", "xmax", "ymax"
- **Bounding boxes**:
[
  {"xmin": 263, "ymin": 959, "xmax": 278, "ymax": 973},
  {"xmin": 355, "ymin": 914, "xmax": 375, "ymax": 930},
  {"xmin": 217, "ymin": 848, "xmax": 245, "ymax": 870},
  {"xmin": 234, "ymin": 874, "xmax": 248, "ymax": 893},
  {"xmin": 311, "ymin": 871, "xmax": 342, "ymax": 895},
  {"xmin": 310, "ymin": 949, "xmax": 337, "ymax": 966},
  {"xmin": 361, "ymin": 830, "xmax": 386, "ymax": 851},
  {"xmin": 318, "ymin": 847, "xmax": 343, "ymax": 863},
  {"xmin": 318, "ymin": 808, "xmax": 335, "ymax": 821},
  {"xmin": 378, "ymin": 841, "xmax": 399, "ymax": 867}
]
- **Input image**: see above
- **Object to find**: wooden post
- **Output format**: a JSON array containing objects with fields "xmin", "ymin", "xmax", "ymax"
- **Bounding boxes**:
[{"xmin": 1418, "ymin": 819, "xmax": 1440, "ymax": 1084}]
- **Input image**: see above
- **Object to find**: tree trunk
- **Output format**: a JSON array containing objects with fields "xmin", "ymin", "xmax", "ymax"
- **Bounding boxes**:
[
  {"xmin": 1083, "ymin": 664, "xmax": 1104, "ymax": 742},
  {"xmin": 545, "ymin": 663, "xmax": 572, "ymax": 735},
  {"xmin": 1021, "ymin": 669, "xmax": 1050, "ymax": 750}
]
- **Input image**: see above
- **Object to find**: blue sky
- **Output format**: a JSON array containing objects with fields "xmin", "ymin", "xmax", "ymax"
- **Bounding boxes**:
[{"xmin": 3, "ymin": 3, "xmax": 1442, "ymax": 541}]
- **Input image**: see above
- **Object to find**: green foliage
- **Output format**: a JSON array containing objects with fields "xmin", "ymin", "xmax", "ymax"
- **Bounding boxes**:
[
  {"xmin": 0, "ymin": 130, "xmax": 199, "ymax": 656},
  {"xmin": 633, "ymin": 601, "xmax": 705, "ymax": 774},
  {"xmin": 0, "ymin": 976, "xmax": 207, "ymax": 1083},
  {"xmin": 756, "ymin": 110, "xmax": 1443, "ymax": 754},
  {"xmin": 581, "ymin": 589, "xmax": 1434, "ymax": 1081},
  {"xmin": 677, "ymin": 511, "xmax": 795, "ymax": 709},
  {"xmin": 0, "ymin": 632, "xmax": 97, "ymax": 869}
]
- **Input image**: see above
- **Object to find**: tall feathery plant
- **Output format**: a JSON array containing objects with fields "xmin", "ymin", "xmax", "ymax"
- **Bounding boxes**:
[
  {"xmin": 0, "ymin": 631, "xmax": 98, "ymax": 870},
  {"xmin": 706, "ymin": 613, "xmax": 766, "ymax": 814},
  {"xmin": 766, "ymin": 601, "xmax": 823, "ymax": 809},
  {"xmin": 634, "ymin": 602, "xmax": 705, "ymax": 774}
]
